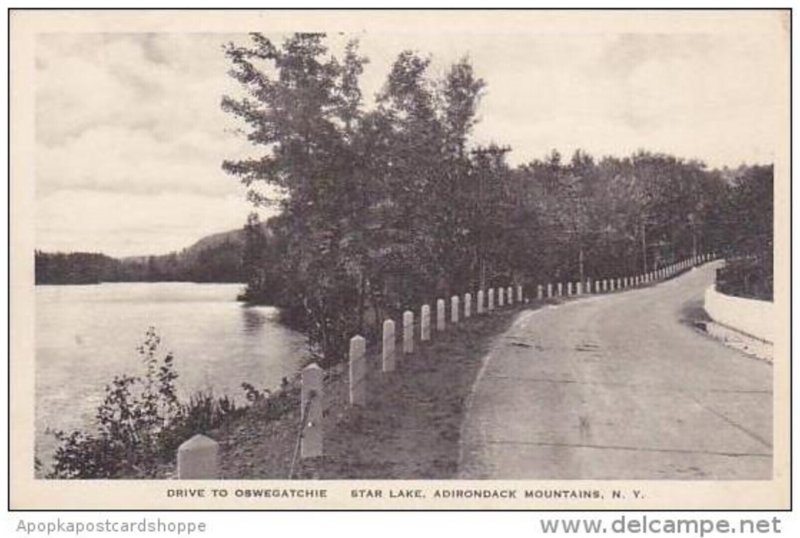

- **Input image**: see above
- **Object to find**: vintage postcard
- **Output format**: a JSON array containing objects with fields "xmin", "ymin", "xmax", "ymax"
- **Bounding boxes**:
[{"xmin": 8, "ymin": 9, "xmax": 790, "ymax": 510}]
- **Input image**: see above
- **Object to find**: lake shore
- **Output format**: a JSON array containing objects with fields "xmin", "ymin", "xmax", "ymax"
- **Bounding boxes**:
[
  {"xmin": 186, "ymin": 303, "xmax": 527, "ymax": 480},
  {"xmin": 35, "ymin": 282, "xmax": 308, "ymax": 475},
  {"xmin": 44, "ymin": 294, "xmax": 533, "ymax": 480}
]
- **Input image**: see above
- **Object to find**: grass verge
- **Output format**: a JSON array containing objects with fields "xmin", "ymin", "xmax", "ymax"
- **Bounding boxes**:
[{"xmin": 204, "ymin": 306, "xmax": 523, "ymax": 479}]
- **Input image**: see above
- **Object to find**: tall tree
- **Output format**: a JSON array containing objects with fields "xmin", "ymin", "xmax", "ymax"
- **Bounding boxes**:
[{"xmin": 222, "ymin": 33, "xmax": 369, "ymax": 365}]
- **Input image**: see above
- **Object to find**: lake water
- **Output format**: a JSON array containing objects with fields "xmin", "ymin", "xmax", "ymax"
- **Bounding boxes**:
[{"xmin": 35, "ymin": 283, "xmax": 309, "ymax": 470}]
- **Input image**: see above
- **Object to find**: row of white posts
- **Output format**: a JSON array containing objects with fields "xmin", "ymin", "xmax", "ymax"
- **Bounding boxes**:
[
  {"xmin": 302, "ymin": 284, "xmax": 525, "ymax": 461},
  {"xmin": 535, "ymin": 253, "xmax": 716, "ymax": 300},
  {"xmin": 175, "ymin": 252, "xmax": 715, "ymax": 477}
]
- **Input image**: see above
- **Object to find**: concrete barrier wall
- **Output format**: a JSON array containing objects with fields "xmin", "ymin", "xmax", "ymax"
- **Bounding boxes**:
[{"xmin": 704, "ymin": 285, "xmax": 774, "ymax": 343}]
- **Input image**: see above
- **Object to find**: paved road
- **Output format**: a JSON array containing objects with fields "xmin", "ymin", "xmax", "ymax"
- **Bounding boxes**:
[{"xmin": 458, "ymin": 262, "xmax": 772, "ymax": 479}]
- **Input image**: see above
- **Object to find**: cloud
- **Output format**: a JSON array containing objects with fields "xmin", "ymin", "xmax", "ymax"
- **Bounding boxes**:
[
  {"xmin": 36, "ymin": 189, "xmax": 271, "ymax": 257},
  {"xmin": 34, "ymin": 29, "xmax": 785, "ymax": 256},
  {"xmin": 36, "ymin": 33, "xmax": 251, "ymax": 197},
  {"xmin": 37, "ymin": 124, "xmax": 252, "ymax": 197},
  {"xmin": 458, "ymin": 31, "xmax": 782, "ymax": 166}
]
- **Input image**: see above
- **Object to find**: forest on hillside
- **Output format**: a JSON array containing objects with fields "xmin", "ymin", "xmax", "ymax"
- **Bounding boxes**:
[
  {"xmin": 35, "ymin": 235, "xmax": 248, "ymax": 285},
  {"xmin": 223, "ymin": 33, "xmax": 774, "ymax": 366}
]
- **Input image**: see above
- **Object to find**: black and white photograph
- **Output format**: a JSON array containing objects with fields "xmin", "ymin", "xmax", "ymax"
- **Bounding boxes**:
[{"xmin": 8, "ymin": 8, "xmax": 790, "ymax": 510}]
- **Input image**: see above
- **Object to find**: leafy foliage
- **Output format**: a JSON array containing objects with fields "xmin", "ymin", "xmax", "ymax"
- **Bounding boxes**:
[
  {"xmin": 47, "ymin": 328, "xmax": 244, "ymax": 479},
  {"xmin": 223, "ymin": 33, "xmax": 774, "ymax": 367},
  {"xmin": 714, "ymin": 165, "xmax": 774, "ymax": 300}
]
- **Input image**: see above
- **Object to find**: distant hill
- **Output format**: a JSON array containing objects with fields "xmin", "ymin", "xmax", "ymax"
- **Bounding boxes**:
[{"xmin": 36, "ymin": 223, "xmax": 271, "ymax": 285}]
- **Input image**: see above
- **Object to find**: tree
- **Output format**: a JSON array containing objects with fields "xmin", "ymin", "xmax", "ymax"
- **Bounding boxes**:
[
  {"xmin": 240, "ymin": 212, "xmax": 269, "ymax": 299},
  {"xmin": 368, "ymin": 52, "xmax": 488, "ymax": 301},
  {"xmin": 468, "ymin": 144, "xmax": 513, "ymax": 289},
  {"xmin": 441, "ymin": 57, "xmax": 486, "ymax": 159},
  {"xmin": 725, "ymin": 164, "xmax": 773, "ymax": 257},
  {"xmin": 222, "ymin": 33, "xmax": 370, "ymax": 365},
  {"xmin": 221, "ymin": 32, "xmax": 753, "ymax": 365}
]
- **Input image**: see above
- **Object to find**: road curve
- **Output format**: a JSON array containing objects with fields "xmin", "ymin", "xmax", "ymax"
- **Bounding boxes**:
[{"xmin": 458, "ymin": 262, "xmax": 772, "ymax": 479}]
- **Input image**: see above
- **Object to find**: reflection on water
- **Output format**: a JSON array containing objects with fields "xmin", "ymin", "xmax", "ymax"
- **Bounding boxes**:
[
  {"xmin": 35, "ymin": 282, "xmax": 309, "ymax": 469},
  {"xmin": 241, "ymin": 305, "xmax": 269, "ymax": 334}
]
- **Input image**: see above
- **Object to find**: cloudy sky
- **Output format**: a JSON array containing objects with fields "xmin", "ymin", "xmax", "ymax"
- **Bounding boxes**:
[{"xmin": 36, "ymin": 27, "xmax": 786, "ymax": 257}]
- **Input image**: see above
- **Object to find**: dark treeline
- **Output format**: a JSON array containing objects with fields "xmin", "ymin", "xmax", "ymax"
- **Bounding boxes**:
[
  {"xmin": 35, "ymin": 219, "xmax": 282, "ymax": 285},
  {"xmin": 714, "ymin": 164, "xmax": 774, "ymax": 301},
  {"xmin": 35, "ymin": 235, "xmax": 249, "ymax": 285},
  {"xmin": 222, "ymin": 33, "xmax": 773, "ymax": 366},
  {"xmin": 35, "ymin": 252, "xmax": 121, "ymax": 285}
]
